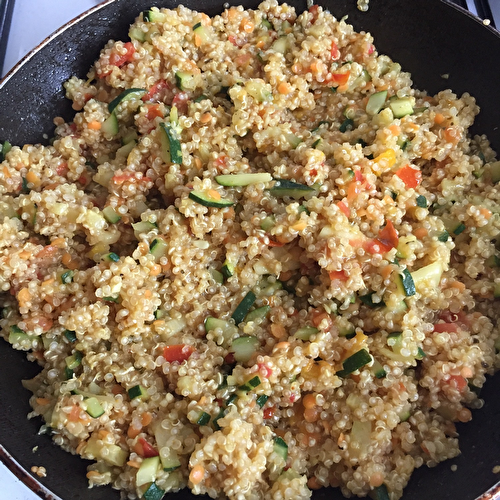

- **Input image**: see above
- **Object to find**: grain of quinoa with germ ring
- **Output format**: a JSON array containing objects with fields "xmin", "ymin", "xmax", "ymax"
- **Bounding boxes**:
[{"xmin": 0, "ymin": 2, "xmax": 499, "ymax": 499}]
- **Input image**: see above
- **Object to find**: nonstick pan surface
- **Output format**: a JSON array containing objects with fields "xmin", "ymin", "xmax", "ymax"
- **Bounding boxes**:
[{"xmin": 0, "ymin": 1, "xmax": 499, "ymax": 499}]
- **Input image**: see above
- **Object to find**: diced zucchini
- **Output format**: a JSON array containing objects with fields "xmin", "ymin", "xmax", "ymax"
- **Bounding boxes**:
[
  {"xmin": 8, "ymin": 325, "xmax": 34, "ymax": 346},
  {"xmin": 149, "ymin": 238, "xmax": 168, "ymax": 262},
  {"xmin": 371, "ymin": 359, "xmax": 386, "ymax": 378},
  {"xmin": 271, "ymin": 36, "xmax": 288, "ymax": 53},
  {"xmin": 204, "ymin": 317, "xmax": 238, "ymax": 345},
  {"xmin": 238, "ymin": 375, "xmax": 261, "ymax": 392},
  {"xmin": 159, "ymin": 122, "xmax": 182, "ymax": 165},
  {"xmin": 84, "ymin": 397, "xmax": 105, "ymax": 418},
  {"xmin": 115, "ymin": 140, "xmax": 136, "ymax": 159},
  {"xmin": 221, "ymin": 259, "xmax": 235, "ymax": 279},
  {"xmin": 160, "ymin": 448, "xmax": 181, "ymax": 472},
  {"xmin": 336, "ymin": 349, "xmax": 372, "ymax": 377},
  {"xmin": 104, "ymin": 444, "xmax": 128, "ymax": 467},
  {"xmin": 60, "ymin": 270, "xmax": 74, "ymax": 284},
  {"xmin": 0, "ymin": 140, "xmax": 12, "ymax": 162},
  {"xmin": 128, "ymin": 384, "xmax": 148, "ymax": 400},
  {"xmin": 245, "ymin": 80, "xmax": 273, "ymax": 102},
  {"xmin": 102, "ymin": 205, "xmax": 122, "ymax": 224},
  {"xmin": 132, "ymin": 221, "xmax": 158, "ymax": 238},
  {"xmin": 256, "ymin": 394, "xmax": 269, "ymax": 408},
  {"xmin": 64, "ymin": 330, "xmax": 77, "ymax": 342},
  {"xmin": 411, "ymin": 261, "xmax": 443, "ymax": 289},
  {"xmin": 339, "ymin": 118, "xmax": 354, "ymax": 133},
  {"xmin": 359, "ymin": 292, "xmax": 385, "ymax": 308},
  {"xmin": 399, "ymin": 268, "xmax": 416, "ymax": 296},
  {"xmin": 245, "ymin": 305, "xmax": 271, "ymax": 323},
  {"xmin": 196, "ymin": 411, "xmax": 211, "ymax": 425},
  {"xmin": 108, "ymin": 88, "xmax": 146, "ymax": 114},
  {"xmin": 489, "ymin": 161, "xmax": 500, "ymax": 183},
  {"xmin": 269, "ymin": 179, "xmax": 315, "ymax": 199},
  {"xmin": 416, "ymin": 195, "xmax": 427, "ymax": 208},
  {"xmin": 260, "ymin": 215, "xmax": 275, "ymax": 232},
  {"xmin": 366, "ymin": 90, "xmax": 387, "ymax": 115},
  {"xmin": 143, "ymin": 482, "xmax": 166, "ymax": 500},
  {"xmin": 312, "ymin": 138, "xmax": 323, "ymax": 149},
  {"xmin": 215, "ymin": 173, "xmax": 272, "ymax": 186},
  {"xmin": 103, "ymin": 252, "xmax": 120, "ymax": 263},
  {"xmin": 261, "ymin": 18, "xmax": 272, "ymax": 29},
  {"xmin": 230, "ymin": 336, "xmax": 259, "ymax": 363},
  {"xmin": 101, "ymin": 112, "xmax": 119, "ymax": 136},
  {"xmin": 65, "ymin": 351, "xmax": 83, "ymax": 370},
  {"xmin": 453, "ymin": 222, "xmax": 466, "ymax": 235},
  {"xmin": 129, "ymin": 26, "xmax": 146, "ymax": 42},
  {"xmin": 189, "ymin": 190, "xmax": 234, "ymax": 208},
  {"xmin": 273, "ymin": 437, "xmax": 288, "ymax": 461},
  {"xmin": 226, "ymin": 393, "xmax": 238, "ymax": 406},
  {"xmin": 231, "ymin": 291, "xmax": 257, "ymax": 325},
  {"xmin": 294, "ymin": 326, "xmax": 319, "ymax": 341},
  {"xmin": 371, "ymin": 483, "xmax": 390, "ymax": 500},
  {"xmin": 175, "ymin": 71, "xmax": 196, "ymax": 91},
  {"xmin": 416, "ymin": 347, "xmax": 426, "ymax": 360},
  {"xmin": 193, "ymin": 22, "xmax": 211, "ymax": 44},
  {"xmin": 337, "ymin": 317, "xmax": 355, "ymax": 339},
  {"xmin": 143, "ymin": 10, "xmax": 166, "ymax": 23},
  {"xmin": 211, "ymin": 269, "xmax": 224, "ymax": 284},
  {"xmin": 389, "ymin": 98, "xmax": 414, "ymax": 118},
  {"xmin": 136, "ymin": 456, "xmax": 160, "ymax": 487},
  {"xmin": 437, "ymin": 231, "xmax": 449, "ymax": 242}
]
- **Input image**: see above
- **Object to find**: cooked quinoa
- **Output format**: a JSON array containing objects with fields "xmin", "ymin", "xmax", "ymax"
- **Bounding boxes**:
[{"xmin": 0, "ymin": 2, "xmax": 499, "ymax": 500}]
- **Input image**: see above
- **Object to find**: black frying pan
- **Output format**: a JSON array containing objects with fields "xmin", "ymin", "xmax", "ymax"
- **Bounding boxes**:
[{"xmin": 0, "ymin": 1, "xmax": 499, "ymax": 499}]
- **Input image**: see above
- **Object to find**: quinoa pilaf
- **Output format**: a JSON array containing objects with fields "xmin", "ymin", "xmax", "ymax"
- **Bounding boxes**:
[{"xmin": 0, "ymin": 2, "xmax": 499, "ymax": 500}]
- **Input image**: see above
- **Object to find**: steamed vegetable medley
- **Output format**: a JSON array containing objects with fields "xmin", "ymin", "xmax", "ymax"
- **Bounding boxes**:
[{"xmin": 1, "ymin": 2, "xmax": 499, "ymax": 500}]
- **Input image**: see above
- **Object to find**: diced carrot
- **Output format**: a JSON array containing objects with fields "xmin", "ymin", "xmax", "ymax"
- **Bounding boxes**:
[
  {"xmin": 381, "ymin": 265, "xmax": 393, "ymax": 280},
  {"xmin": 413, "ymin": 227, "xmax": 428, "ymax": 239},
  {"xmin": 26, "ymin": 170, "xmax": 41, "ymax": 187},
  {"xmin": 62, "ymin": 252, "xmax": 72, "ymax": 266},
  {"xmin": 374, "ymin": 148, "xmax": 396, "ymax": 170},
  {"xmin": 274, "ymin": 341, "xmax": 290, "ymax": 350},
  {"xmin": 19, "ymin": 250, "xmax": 31, "ymax": 260},
  {"xmin": 36, "ymin": 398, "xmax": 50, "ymax": 406},
  {"xmin": 2, "ymin": 166, "xmax": 11, "ymax": 178},
  {"xmin": 127, "ymin": 460, "xmax": 141, "ymax": 468},
  {"xmin": 278, "ymin": 82, "xmax": 292, "ymax": 95},
  {"xmin": 434, "ymin": 113, "xmax": 445, "ymax": 125},
  {"xmin": 460, "ymin": 366, "xmax": 473, "ymax": 378},
  {"xmin": 444, "ymin": 126, "xmax": 460, "ymax": 145},
  {"xmin": 128, "ymin": 425, "xmax": 142, "ymax": 439},
  {"xmin": 87, "ymin": 120, "xmax": 102, "ymax": 130},
  {"xmin": 68, "ymin": 405, "xmax": 82, "ymax": 422},
  {"xmin": 18, "ymin": 287, "xmax": 31, "ymax": 304},
  {"xmin": 311, "ymin": 309, "xmax": 333, "ymax": 329},
  {"xmin": 240, "ymin": 19, "xmax": 254, "ymax": 33},
  {"xmin": 149, "ymin": 264, "xmax": 162, "ymax": 277},
  {"xmin": 153, "ymin": 320, "xmax": 165, "ymax": 328},
  {"xmin": 51, "ymin": 237, "xmax": 66, "ymax": 248},
  {"xmin": 330, "ymin": 40, "xmax": 340, "ymax": 60},
  {"xmin": 480, "ymin": 207, "xmax": 492, "ymax": 220},
  {"xmin": 448, "ymin": 375, "xmax": 467, "ymax": 392},
  {"xmin": 396, "ymin": 164, "xmax": 422, "ymax": 188},
  {"xmin": 189, "ymin": 464, "xmax": 205, "ymax": 485},
  {"xmin": 270, "ymin": 323, "xmax": 286, "ymax": 339},
  {"xmin": 206, "ymin": 189, "xmax": 221, "ymax": 201},
  {"xmin": 337, "ymin": 201, "xmax": 350, "ymax": 217},
  {"xmin": 200, "ymin": 112, "xmax": 212, "ymax": 124},
  {"xmin": 389, "ymin": 124, "xmax": 401, "ymax": 136},
  {"xmin": 327, "ymin": 71, "xmax": 350, "ymax": 86}
]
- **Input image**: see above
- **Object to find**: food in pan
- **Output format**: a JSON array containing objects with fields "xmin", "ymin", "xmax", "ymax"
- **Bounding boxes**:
[{"xmin": 0, "ymin": 2, "xmax": 499, "ymax": 499}]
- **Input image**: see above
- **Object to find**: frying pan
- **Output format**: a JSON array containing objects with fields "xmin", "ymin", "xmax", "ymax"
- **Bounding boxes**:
[{"xmin": 0, "ymin": 1, "xmax": 499, "ymax": 499}]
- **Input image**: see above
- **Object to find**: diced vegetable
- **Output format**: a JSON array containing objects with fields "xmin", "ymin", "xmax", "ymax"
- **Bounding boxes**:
[
  {"xmin": 238, "ymin": 375, "xmax": 261, "ymax": 392},
  {"xmin": 204, "ymin": 317, "xmax": 238, "ymax": 345},
  {"xmin": 159, "ymin": 122, "xmax": 182, "ymax": 164},
  {"xmin": 411, "ymin": 261, "xmax": 443, "ymax": 289},
  {"xmin": 359, "ymin": 292, "xmax": 385, "ymax": 308},
  {"xmin": 245, "ymin": 305, "xmax": 271, "ymax": 323},
  {"xmin": 143, "ymin": 483, "xmax": 166, "ymax": 500},
  {"xmin": 163, "ymin": 344, "xmax": 195, "ymax": 363},
  {"xmin": 372, "ymin": 484, "xmax": 390, "ymax": 500},
  {"xmin": 366, "ymin": 90, "xmax": 387, "ymax": 115},
  {"xmin": 269, "ymin": 179, "xmax": 316, "ymax": 199},
  {"xmin": 294, "ymin": 326, "xmax": 319, "ymax": 340},
  {"xmin": 103, "ymin": 252, "xmax": 120, "ymax": 263},
  {"xmin": 61, "ymin": 270, "xmax": 74, "ymax": 284},
  {"xmin": 196, "ymin": 411, "xmax": 211, "ymax": 425},
  {"xmin": 102, "ymin": 205, "xmax": 122, "ymax": 224},
  {"xmin": 150, "ymin": 238, "xmax": 168, "ymax": 262},
  {"xmin": 437, "ymin": 231, "xmax": 449, "ymax": 242},
  {"xmin": 246, "ymin": 80, "xmax": 273, "ymax": 102},
  {"xmin": 336, "ymin": 349, "xmax": 372, "ymax": 377},
  {"xmin": 128, "ymin": 384, "xmax": 148, "ymax": 400},
  {"xmin": 143, "ymin": 10, "xmax": 166, "ymax": 22},
  {"xmin": 271, "ymin": 36, "xmax": 288, "ymax": 53},
  {"xmin": 371, "ymin": 359, "xmax": 387, "ymax": 378},
  {"xmin": 159, "ymin": 448, "xmax": 181, "ymax": 472},
  {"xmin": 399, "ymin": 268, "xmax": 416, "ymax": 296},
  {"xmin": 260, "ymin": 215, "xmax": 275, "ymax": 232},
  {"xmin": 389, "ymin": 97, "xmax": 414, "ymax": 118},
  {"xmin": 193, "ymin": 22, "xmax": 211, "ymax": 44},
  {"xmin": 84, "ymin": 397, "xmax": 105, "ymax": 418},
  {"xmin": 136, "ymin": 456, "xmax": 160, "ymax": 487},
  {"xmin": 231, "ymin": 291, "xmax": 257, "ymax": 324},
  {"xmin": 132, "ymin": 221, "xmax": 158, "ymax": 237},
  {"xmin": 416, "ymin": 195, "xmax": 427, "ymax": 208},
  {"xmin": 273, "ymin": 436, "xmax": 288, "ymax": 461},
  {"xmin": 101, "ymin": 112, "xmax": 119, "ymax": 136},
  {"xmin": 65, "ymin": 351, "xmax": 83, "ymax": 370},
  {"xmin": 108, "ymin": 88, "xmax": 146, "ymax": 114},
  {"xmin": 221, "ymin": 259, "xmax": 235, "ymax": 279},
  {"xmin": 64, "ymin": 330, "xmax": 77, "ymax": 342},
  {"xmin": 230, "ymin": 336, "xmax": 259, "ymax": 363},
  {"xmin": 215, "ymin": 173, "xmax": 272, "ymax": 186},
  {"xmin": 189, "ymin": 190, "xmax": 235, "ymax": 208},
  {"xmin": 256, "ymin": 394, "xmax": 269, "ymax": 408}
]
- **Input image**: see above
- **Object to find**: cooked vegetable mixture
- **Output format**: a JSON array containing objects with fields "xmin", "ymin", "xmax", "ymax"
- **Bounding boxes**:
[{"xmin": 1, "ymin": 2, "xmax": 499, "ymax": 499}]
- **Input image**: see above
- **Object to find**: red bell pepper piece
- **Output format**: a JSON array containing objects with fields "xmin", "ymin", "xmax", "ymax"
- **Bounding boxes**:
[
  {"xmin": 139, "ymin": 438, "xmax": 159, "ymax": 458},
  {"xmin": 377, "ymin": 220, "xmax": 399, "ymax": 250},
  {"xmin": 163, "ymin": 344, "xmax": 195, "ymax": 363},
  {"xmin": 395, "ymin": 164, "xmax": 422, "ymax": 188}
]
